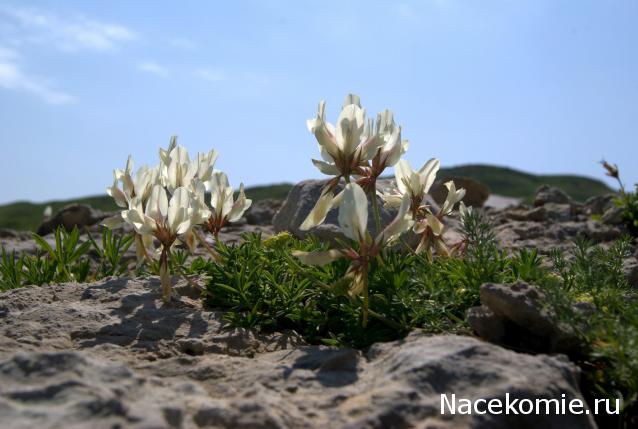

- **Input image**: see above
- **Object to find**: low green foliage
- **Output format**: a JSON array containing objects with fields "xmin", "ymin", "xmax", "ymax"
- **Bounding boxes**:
[
  {"xmin": 616, "ymin": 184, "xmax": 638, "ymax": 236},
  {"xmin": 86, "ymin": 228, "xmax": 135, "ymax": 278},
  {"xmin": 548, "ymin": 238, "xmax": 637, "ymax": 403},
  {"xmin": 204, "ymin": 212, "xmax": 550, "ymax": 347},
  {"xmin": 0, "ymin": 226, "xmax": 138, "ymax": 290}
]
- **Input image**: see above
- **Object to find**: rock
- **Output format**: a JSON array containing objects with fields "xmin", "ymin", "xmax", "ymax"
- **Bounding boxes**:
[
  {"xmin": 430, "ymin": 176, "xmax": 490, "ymax": 208},
  {"xmin": 467, "ymin": 282, "xmax": 581, "ymax": 354},
  {"xmin": 584, "ymin": 194, "xmax": 616, "ymax": 216},
  {"xmin": 0, "ymin": 278, "xmax": 596, "ymax": 428},
  {"xmin": 484, "ymin": 194, "xmax": 521, "ymax": 209},
  {"xmin": 505, "ymin": 206, "xmax": 548, "ymax": 222},
  {"xmin": 534, "ymin": 185, "xmax": 571, "ymax": 207},
  {"xmin": 543, "ymin": 203, "xmax": 573, "ymax": 222},
  {"xmin": 0, "ymin": 229, "xmax": 31, "ymax": 240},
  {"xmin": 36, "ymin": 204, "xmax": 111, "ymax": 236},
  {"xmin": 624, "ymin": 258, "xmax": 638, "ymax": 288},
  {"xmin": 602, "ymin": 206, "xmax": 624, "ymax": 225},
  {"xmin": 505, "ymin": 204, "xmax": 572, "ymax": 223},
  {"xmin": 245, "ymin": 199, "xmax": 283, "ymax": 225},
  {"xmin": 272, "ymin": 179, "xmax": 406, "ymax": 242},
  {"xmin": 584, "ymin": 220, "xmax": 623, "ymax": 243}
]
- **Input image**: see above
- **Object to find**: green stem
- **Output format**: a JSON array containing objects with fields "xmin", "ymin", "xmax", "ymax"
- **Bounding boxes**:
[
  {"xmin": 368, "ymin": 308, "xmax": 403, "ymax": 331},
  {"xmin": 195, "ymin": 230, "xmax": 221, "ymax": 262},
  {"xmin": 362, "ymin": 271, "xmax": 369, "ymax": 327},
  {"xmin": 371, "ymin": 189, "xmax": 382, "ymax": 236},
  {"xmin": 159, "ymin": 246, "xmax": 171, "ymax": 304}
]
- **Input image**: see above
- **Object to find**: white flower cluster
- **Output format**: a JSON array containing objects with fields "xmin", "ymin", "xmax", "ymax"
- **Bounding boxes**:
[
  {"xmin": 104, "ymin": 136, "xmax": 251, "ymax": 302},
  {"xmin": 294, "ymin": 94, "xmax": 469, "ymax": 324}
]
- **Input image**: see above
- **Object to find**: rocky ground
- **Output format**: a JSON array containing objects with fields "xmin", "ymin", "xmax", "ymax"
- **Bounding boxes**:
[{"xmin": 0, "ymin": 181, "xmax": 636, "ymax": 428}]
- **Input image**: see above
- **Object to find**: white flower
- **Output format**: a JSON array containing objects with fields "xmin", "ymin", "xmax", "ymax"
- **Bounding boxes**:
[
  {"xmin": 123, "ymin": 185, "xmax": 201, "ymax": 241},
  {"xmin": 308, "ymin": 94, "xmax": 385, "ymax": 177},
  {"xmin": 373, "ymin": 109, "xmax": 408, "ymax": 169},
  {"xmin": 440, "ymin": 181, "xmax": 466, "ymax": 215},
  {"xmin": 203, "ymin": 171, "xmax": 252, "ymax": 236},
  {"xmin": 302, "ymin": 94, "xmax": 391, "ymax": 231},
  {"xmin": 164, "ymin": 145, "xmax": 198, "ymax": 192},
  {"xmin": 106, "ymin": 155, "xmax": 134, "ymax": 208},
  {"xmin": 193, "ymin": 149, "xmax": 219, "ymax": 185},
  {"xmin": 104, "ymin": 157, "xmax": 160, "ymax": 229},
  {"xmin": 379, "ymin": 158, "xmax": 440, "ymax": 209}
]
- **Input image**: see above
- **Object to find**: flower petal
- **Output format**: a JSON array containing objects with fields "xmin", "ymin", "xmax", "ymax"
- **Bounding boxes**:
[
  {"xmin": 227, "ymin": 183, "xmax": 252, "ymax": 222},
  {"xmin": 299, "ymin": 189, "xmax": 336, "ymax": 231},
  {"xmin": 335, "ymin": 103, "xmax": 365, "ymax": 157},
  {"xmin": 426, "ymin": 213, "xmax": 445, "ymax": 236},
  {"xmin": 394, "ymin": 159, "xmax": 413, "ymax": 194},
  {"xmin": 168, "ymin": 187, "xmax": 190, "ymax": 232},
  {"xmin": 292, "ymin": 249, "xmax": 343, "ymax": 266},
  {"xmin": 311, "ymin": 159, "xmax": 340, "ymax": 176},
  {"xmin": 145, "ymin": 184, "xmax": 168, "ymax": 223},
  {"xmin": 378, "ymin": 193, "xmax": 413, "ymax": 245},
  {"xmin": 418, "ymin": 158, "xmax": 440, "ymax": 194},
  {"xmin": 338, "ymin": 183, "xmax": 368, "ymax": 242},
  {"xmin": 101, "ymin": 213, "xmax": 124, "ymax": 229}
]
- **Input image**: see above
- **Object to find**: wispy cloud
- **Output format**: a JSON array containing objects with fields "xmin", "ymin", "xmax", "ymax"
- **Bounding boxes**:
[
  {"xmin": 0, "ymin": 47, "xmax": 74, "ymax": 104},
  {"xmin": 2, "ymin": 7, "xmax": 137, "ymax": 52},
  {"xmin": 137, "ymin": 61, "xmax": 169, "ymax": 77}
]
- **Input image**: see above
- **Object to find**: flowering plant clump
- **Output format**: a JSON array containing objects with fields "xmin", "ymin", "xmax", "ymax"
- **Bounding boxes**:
[
  {"xmin": 104, "ymin": 136, "xmax": 250, "ymax": 303},
  {"xmin": 294, "ymin": 93, "xmax": 467, "ymax": 325},
  {"xmin": 103, "ymin": 95, "xmax": 466, "ymax": 313},
  {"xmin": 293, "ymin": 182, "xmax": 413, "ymax": 325}
]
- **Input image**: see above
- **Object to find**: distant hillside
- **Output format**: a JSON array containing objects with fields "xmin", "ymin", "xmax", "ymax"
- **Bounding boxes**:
[
  {"xmin": 437, "ymin": 164, "xmax": 612, "ymax": 203},
  {"xmin": 0, "ymin": 165, "xmax": 613, "ymax": 231},
  {"xmin": 0, "ymin": 183, "xmax": 294, "ymax": 232}
]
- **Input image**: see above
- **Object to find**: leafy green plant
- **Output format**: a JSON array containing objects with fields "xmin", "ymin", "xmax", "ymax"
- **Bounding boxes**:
[
  {"xmin": 600, "ymin": 160, "xmax": 638, "ymax": 236},
  {"xmin": 20, "ymin": 250, "xmax": 57, "ymax": 286},
  {"xmin": 86, "ymin": 228, "xmax": 134, "ymax": 278},
  {"xmin": 32, "ymin": 227, "xmax": 91, "ymax": 282},
  {"xmin": 0, "ymin": 248, "xmax": 23, "ymax": 291},
  {"xmin": 205, "ymin": 210, "xmax": 517, "ymax": 348},
  {"xmin": 616, "ymin": 184, "xmax": 638, "ymax": 236}
]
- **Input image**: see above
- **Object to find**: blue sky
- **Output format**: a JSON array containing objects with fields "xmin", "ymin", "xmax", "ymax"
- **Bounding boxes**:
[{"xmin": 0, "ymin": 0, "xmax": 636, "ymax": 204}]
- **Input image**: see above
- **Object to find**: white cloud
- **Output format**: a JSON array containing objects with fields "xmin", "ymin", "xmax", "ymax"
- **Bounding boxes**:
[
  {"xmin": 2, "ymin": 7, "xmax": 137, "ymax": 52},
  {"xmin": 194, "ymin": 68, "xmax": 224, "ymax": 82},
  {"xmin": 137, "ymin": 61, "xmax": 169, "ymax": 77},
  {"xmin": 0, "ymin": 53, "xmax": 75, "ymax": 104}
]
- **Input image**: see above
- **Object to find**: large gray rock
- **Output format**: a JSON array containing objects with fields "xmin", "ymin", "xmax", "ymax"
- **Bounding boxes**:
[
  {"xmin": 245, "ymin": 199, "xmax": 283, "ymax": 225},
  {"xmin": 467, "ymin": 282, "xmax": 583, "ymax": 354},
  {"xmin": 430, "ymin": 176, "xmax": 490, "ymax": 208},
  {"xmin": 36, "ymin": 204, "xmax": 111, "ymax": 236},
  {"xmin": 0, "ymin": 279, "xmax": 596, "ymax": 429},
  {"xmin": 272, "ymin": 179, "xmax": 411, "ymax": 242},
  {"xmin": 584, "ymin": 194, "xmax": 615, "ymax": 216},
  {"xmin": 534, "ymin": 185, "xmax": 571, "ymax": 207}
]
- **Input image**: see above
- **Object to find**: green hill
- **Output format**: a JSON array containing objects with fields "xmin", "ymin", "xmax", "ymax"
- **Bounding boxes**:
[
  {"xmin": 0, "ymin": 183, "xmax": 294, "ymax": 232},
  {"xmin": 437, "ymin": 164, "xmax": 612, "ymax": 203},
  {"xmin": 0, "ymin": 165, "xmax": 613, "ymax": 231}
]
